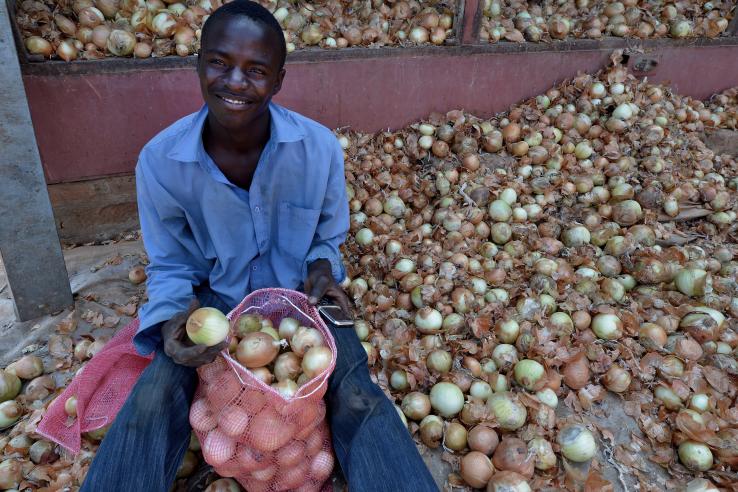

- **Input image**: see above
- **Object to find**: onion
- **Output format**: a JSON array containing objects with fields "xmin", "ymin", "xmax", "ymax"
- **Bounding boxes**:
[
  {"xmin": 65, "ymin": 396, "xmax": 78, "ymax": 417},
  {"xmin": 591, "ymin": 313, "xmax": 623, "ymax": 340},
  {"xmin": 444, "ymin": 422, "xmax": 467, "ymax": 451},
  {"xmin": 487, "ymin": 392, "xmax": 526, "ymax": 431},
  {"xmin": 273, "ymin": 352, "xmax": 300, "ymax": 382},
  {"xmin": 495, "ymin": 319, "xmax": 519, "ymax": 343},
  {"xmin": 678, "ymin": 441, "xmax": 713, "ymax": 471},
  {"xmin": 415, "ymin": 307, "xmax": 443, "ymax": 334},
  {"xmin": 78, "ymin": 6, "xmax": 104, "ymax": 27},
  {"xmin": 536, "ymin": 388, "xmax": 558, "ymax": 408},
  {"xmin": 57, "ymin": 40, "xmax": 78, "ymax": 61},
  {"xmin": 176, "ymin": 450, "xmax": 198, "ymax": 478},
  {"xmin": 186, "ymin": 308, "xmax": 228, "ymax": 346},
  {"xmin": 563, "ymin": 352, "xmax": 590, "ymax": 389},
  {"xmin": 689, "ymin": 394, "xmax": 710, "ymax": 413},
  {"xmin": 202, "ymin": 429, "xmax": 235, "ymax": 466},
  {"xmin": 6, "ymin": 355, "xmax": 43, "ymax": 380},
  {"xmin": 427, "ymin": 349, "xmax": 452, "ymax": 373},
  {"xmin": 513, "ymin": 359, "xmax": 545, "ymax": 391},
  {"xmin": 0, "ymin": 371, "xmax": 20, "ymax": 403},
  {"xmin": 654, "ymin": 385, "xmax": 683, "ymax": 410},
  {"xmin": 107, "ymin": 29, "xmax": 135, "ymax": 56},
  {"xmin": 151, "ymin": 12, "xmax": 177, "ymax": 37},
  {"xmin": 190, "ymin": 398, "xmax": 217, "ymax": 432},
  {"xmin": 470, "ymin": 380, "xmax": 492, "ymax": 401},
  {"xmin": 278, "ymin": 317, "xmax": 299, "ymax": 339},
  {"xmin": 29, "ymin": 440, "xmax": 59, "ymax": 465},
  {"xmin": 249, "ymin": 409, "xmax": 294, "ymax": 452},
  {"xmin": 272, "ymin": 379, "xmax": 298, "ymax": 398},
  {"xmin": 127, "ymin": 265, "xmax": 146, "ymax": 284},
  {"xmin": 355, "ymin": 228, "xmax": 374, "ymax": 245},
  {"xmin": 460, "ymin": 451, "xmax": 494, "ymax": 488},
  {"xmin": 236, "ymin": 332, "xmax": 280, "ymax": 368},
  {"xmin": 390, "ymin": 370, "xmax": 409, "ymax": 390},
  {"xmin": 675, "ymin": 268, "xmax": 710, "ymax": 297},
  {"xmin": 25, "ymin": 36, "xmax": 53, "ymax": 57},
  {"xmin": 0, "ymin": 460, "xmax": 21, "ymax": 490},
  {"xmin": 0, "ymin": 401, "xmax": 22, "ymax": 429},
  {"xmin": 133, "ymin": 42, "xmax": 152, "ymax": 58},
  {"xmin": 685, "ymin": 479, "xmax": 719, "ymax": 492},
  {"xmin": 419, "ymin": 415, "xmax": 444, "ymax": 448},
  {"xmin": 409, "ymin": 26, "xmax": 429, "ymax": 43},
  {"xmin": 219, "ymin": 406, "xmax": 250, "ymax": 437},
  {"xmin": 528, "ymin": 437, "xmax": 556, "ymax": 470},
  {"xmin": 235, "ymin": 314, "xmax": 261, "ymax": 335},
  {"xmin": 603, "ymin": 365, "xmax": 631, "ymax": 393},
  {"xmin": 429, "ymin": 382, "xmax": 464, "ymax": 417},
  {"xmin": 558, "ymin": 424, "xmax": 597, "ymax": 462},
  {"xmin": 290, "ymin": 326, "xmax": 324, "ymax": 356},
  {"xmin": 487, "ymin": 471, "xmax": 531, "ymax": 492},
  {"xmin": 491, "ymin": 344, "xmax": 518, "ymax": 371},
  {"xmin": 301, "ymin": 346, "xmax": 332, "ymax": 379},
  {"xmin": 401, "ymin": 392, "xmax": 431, "ymax": 421},
  {"xmin": 468, "ymin": 425, "xmax": 498, "ymax": 455},
  {"xmin": 250, "ymin": 367, "xmax": 273, "ymax": 385},
  {"xmin": 493, "ymin": 438, "xmax": 534, "ymax": 477}
]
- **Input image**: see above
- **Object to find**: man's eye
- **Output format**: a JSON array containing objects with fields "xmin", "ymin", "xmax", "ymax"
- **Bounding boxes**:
[
  {"xmin": 210, "ymin": 59, "xmax": 225, "ymax": 66},
  {"xmin": 249, "ymin": 68, "xmax": 265, "ymax": 75}
]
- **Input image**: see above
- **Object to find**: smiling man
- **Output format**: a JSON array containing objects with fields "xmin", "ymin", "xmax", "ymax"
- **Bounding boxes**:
[{"xmin": 79, "ymin": 1, "xmax": 437, "ymax": 491}]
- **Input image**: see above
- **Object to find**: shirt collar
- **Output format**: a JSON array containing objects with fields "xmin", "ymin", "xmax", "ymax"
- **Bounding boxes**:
[{"xmin": 166, "ymin": 102, "xmax": 305, "ymax": 162}]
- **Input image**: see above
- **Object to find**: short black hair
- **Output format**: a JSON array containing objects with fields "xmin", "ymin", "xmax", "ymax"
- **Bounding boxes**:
[{"xmin": 200, "ymin": 0, "xmax": 286, "ymax": 69}]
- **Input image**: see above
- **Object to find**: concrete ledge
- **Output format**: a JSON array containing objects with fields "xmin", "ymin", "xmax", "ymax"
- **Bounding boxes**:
[{"xmin": 48, "ymin": 175, "xmax": 139, "ymax": 245}]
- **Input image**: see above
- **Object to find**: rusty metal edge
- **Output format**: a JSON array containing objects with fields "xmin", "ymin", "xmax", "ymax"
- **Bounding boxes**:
[{"xmin": 20, "ymin": 35, "xmax": 738, "ymax": 77}]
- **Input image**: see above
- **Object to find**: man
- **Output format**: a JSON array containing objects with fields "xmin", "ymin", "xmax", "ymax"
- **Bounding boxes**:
[{"xmin": 80, "ymin": 1, "xmax": 437, "ymax": 491}]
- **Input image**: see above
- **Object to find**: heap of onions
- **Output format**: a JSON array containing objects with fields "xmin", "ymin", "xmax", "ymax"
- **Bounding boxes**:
[
  {"xmin": 15, "ymin": 0, "xmax": 456, "ymax": 61},
  {"xmin": 480, "ymin": 0, "xmax": 733, "ymax": 43}
]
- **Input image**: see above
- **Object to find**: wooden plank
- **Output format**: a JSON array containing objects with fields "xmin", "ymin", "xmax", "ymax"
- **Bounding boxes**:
[
  {"xmin": 459, "ymin": 0, "xmax": 482, "ymax": 45},
  {"xmin": 0, "ymin": 0, "xmax": 73, "ymax": 320}
]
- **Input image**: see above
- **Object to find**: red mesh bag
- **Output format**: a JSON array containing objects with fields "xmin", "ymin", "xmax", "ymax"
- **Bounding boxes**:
[
  {"xmin": 37, "ymin": 319, "xmax": 154, "ymax": 453},
  {"xmin": 191, "ymin": 288, "xmax": 336, "ymax": 492}
]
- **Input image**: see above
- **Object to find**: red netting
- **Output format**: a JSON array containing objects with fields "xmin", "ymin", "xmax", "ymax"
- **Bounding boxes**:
[
  {"xmin": 37, "ymin": 319, "xmax": 153, "ymax": 454},
  {"xmin": 191, "ymin": 288, "xmax": 336, "ymax": 492}
]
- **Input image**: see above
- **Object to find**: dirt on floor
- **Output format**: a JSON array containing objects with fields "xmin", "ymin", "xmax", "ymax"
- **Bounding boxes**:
[{"xmin": 0, "ymin": 240, "xmax": 678, "ymax": 491}]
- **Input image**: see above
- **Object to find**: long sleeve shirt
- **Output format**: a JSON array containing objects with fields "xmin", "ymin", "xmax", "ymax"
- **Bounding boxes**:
[{"xmin": 133, "ymin": 103, "xmax": 349, "ymax": 355}]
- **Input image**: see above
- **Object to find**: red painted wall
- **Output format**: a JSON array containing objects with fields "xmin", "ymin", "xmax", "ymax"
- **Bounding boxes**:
[{"xmin": 22, "ymin": 43, "xmax": 738, "ymax": 184}]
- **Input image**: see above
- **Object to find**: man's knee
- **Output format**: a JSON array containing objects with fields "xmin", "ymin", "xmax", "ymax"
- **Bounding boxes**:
[{"xmin": 329, "ymin": 377, "xmax": 388, "ymax": 417}]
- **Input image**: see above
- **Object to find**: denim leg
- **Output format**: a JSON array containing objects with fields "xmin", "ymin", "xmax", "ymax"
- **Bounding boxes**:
[
  {"xmin": 80, "ymin": 348, "xmax": 198, "ymax": 492},
  {"xmin": 325, "ymin": 323, "xmax": 438, "ymax": 492}
]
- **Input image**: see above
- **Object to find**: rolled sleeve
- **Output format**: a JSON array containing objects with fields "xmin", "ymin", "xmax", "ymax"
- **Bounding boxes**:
[
  {"xmin": 302, "ymin": 140, "xmax": 349, "ymax": 283},
  {"xmin": 134, "ymin": 155, "xmax": 210, "ymax": 355}
]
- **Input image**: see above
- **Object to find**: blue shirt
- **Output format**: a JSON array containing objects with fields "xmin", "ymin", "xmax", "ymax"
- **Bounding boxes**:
[{"xmin": 133, "ymin": 103, "xmax": 349, "ymax": 355}]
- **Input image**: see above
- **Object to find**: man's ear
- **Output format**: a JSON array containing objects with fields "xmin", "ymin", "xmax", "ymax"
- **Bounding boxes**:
[{"xmin": 272, "ymin": 68, "xmax": 286, "ymax": 97}]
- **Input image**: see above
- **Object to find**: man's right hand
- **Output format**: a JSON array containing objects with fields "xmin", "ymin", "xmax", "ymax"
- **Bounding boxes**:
[{"xmin": 162, "ymin": 299, "xmax": 227, "ymax": 367}]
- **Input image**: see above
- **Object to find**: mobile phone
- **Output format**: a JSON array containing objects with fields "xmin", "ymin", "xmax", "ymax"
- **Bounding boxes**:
[{"xmin": 318, "ymin": 304, "xmax": 354, "ymax": 327}]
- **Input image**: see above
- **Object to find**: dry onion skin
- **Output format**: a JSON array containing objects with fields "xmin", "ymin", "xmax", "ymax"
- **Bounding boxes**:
[
  {"xmin": 15, "ymin": 0, "xmax": 457, "ymax": 61},
  {"xmin": 480, "ymin": 0, "xmax": 733, "ymax": 43}
]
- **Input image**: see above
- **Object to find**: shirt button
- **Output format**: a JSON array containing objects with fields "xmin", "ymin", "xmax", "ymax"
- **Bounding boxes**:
[
  {"xmin": 254, "ymin": 206, "xmax": 261, "ymax": 213},
  {"xmin": 252, "ymin": 266, "xmax": 258, "ymax": 271}
]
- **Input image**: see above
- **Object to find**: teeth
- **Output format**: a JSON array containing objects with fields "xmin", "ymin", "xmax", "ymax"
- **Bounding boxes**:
[{"xmin": 222, "ymin": 96, "xmax": 247, "ymax": 105}]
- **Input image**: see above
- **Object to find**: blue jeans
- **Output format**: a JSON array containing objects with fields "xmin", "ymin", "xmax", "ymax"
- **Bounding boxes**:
[{"xmin": 80, "ymin": 322, "xmax": 437, "ymax": 492}]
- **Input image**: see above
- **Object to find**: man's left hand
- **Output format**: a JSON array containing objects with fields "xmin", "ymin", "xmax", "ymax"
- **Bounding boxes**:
[{"xmin": 305, "ymin": 259, "xmax": 352, "ymax": 316}]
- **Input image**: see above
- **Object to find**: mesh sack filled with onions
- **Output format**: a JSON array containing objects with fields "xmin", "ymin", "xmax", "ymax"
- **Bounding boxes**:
[{"xmin": 190, "ymin": 288, "xmax": 337, "ymax": 492}]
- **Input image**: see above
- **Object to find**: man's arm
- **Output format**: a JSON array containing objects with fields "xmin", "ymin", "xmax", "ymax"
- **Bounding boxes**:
[
  {"xmin": 303, "ymin": 139, "xmax": 351, "ymax": 314},
  {"xmin": 134, "ymin": 155, "xmax": 214, "ymax": 356}
]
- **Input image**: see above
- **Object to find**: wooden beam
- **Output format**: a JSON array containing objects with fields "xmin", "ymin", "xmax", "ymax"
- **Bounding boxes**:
[
  {"xmin": 0, "ymin": 0, "xmax": 73, "ymax": 320},
  {"xmin": 459, "ymin": 0, "xmax": 482, "ymax": 45}
]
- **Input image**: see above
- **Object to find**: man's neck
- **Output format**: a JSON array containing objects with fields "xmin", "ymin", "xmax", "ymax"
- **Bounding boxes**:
[{"xmin": 204, "ymin": 109, "xmax": 272, "ymax": 155}]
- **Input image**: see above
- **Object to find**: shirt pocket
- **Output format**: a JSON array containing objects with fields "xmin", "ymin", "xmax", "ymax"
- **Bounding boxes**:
[{"xmin": 278, "ymin": 202, "xmax": 321, "ymax": 261}]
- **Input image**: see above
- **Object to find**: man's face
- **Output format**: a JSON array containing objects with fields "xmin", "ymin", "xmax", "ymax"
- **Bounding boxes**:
[{"xmin": 197, "ymin": 17, "xmax": 285, "ymax": 132}]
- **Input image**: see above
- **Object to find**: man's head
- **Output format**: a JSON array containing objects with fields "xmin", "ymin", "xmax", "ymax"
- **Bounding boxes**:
[{"xmin": 197, "ymin": 0, "xmax": 287, "ymax": 133}]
